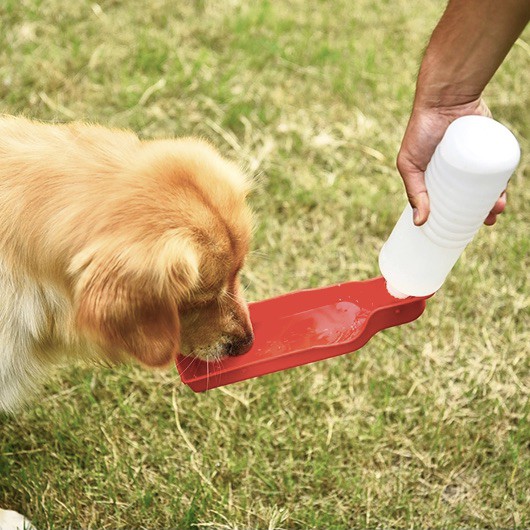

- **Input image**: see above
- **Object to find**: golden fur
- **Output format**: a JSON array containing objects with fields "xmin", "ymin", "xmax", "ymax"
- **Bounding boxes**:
[{"xmin": 0, "ymin": 115, "xmax": 253, "ymax": 412}]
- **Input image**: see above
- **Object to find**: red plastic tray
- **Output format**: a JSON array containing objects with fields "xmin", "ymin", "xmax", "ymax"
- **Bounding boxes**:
[{"xmin": 177, "ymin": 276, "xmax": 429, "ymax": 392}]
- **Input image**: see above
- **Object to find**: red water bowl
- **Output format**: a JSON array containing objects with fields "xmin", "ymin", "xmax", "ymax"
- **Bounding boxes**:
[{"xmin": 177, "ymin": 276, "xmax": 430, "ymax": 392}]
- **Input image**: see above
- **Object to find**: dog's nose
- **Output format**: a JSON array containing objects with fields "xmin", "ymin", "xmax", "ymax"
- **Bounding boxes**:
[{"xmin": 224, "ymin": 333, "xmax": 254, "ymax": 357}]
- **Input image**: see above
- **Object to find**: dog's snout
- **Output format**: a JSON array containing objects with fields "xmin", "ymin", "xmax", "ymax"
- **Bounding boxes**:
[{"xmin": 224, "ymin": 333, "xmax": 254, "ymax": 357}]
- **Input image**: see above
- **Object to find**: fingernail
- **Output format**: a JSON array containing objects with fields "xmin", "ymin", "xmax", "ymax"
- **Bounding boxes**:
[{"xmin": 413, "ymin": 208, "xmax": 420, "ymax": 224}]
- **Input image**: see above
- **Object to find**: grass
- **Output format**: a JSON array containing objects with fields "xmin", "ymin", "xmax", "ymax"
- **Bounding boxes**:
[{"xmin": 0, "ymin": 0, "xmax": 529, "ymax": 528}]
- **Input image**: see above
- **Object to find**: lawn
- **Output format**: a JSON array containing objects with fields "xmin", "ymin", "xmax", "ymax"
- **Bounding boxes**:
[{"xmin": 0, "ymin": 1, "xmax": 529, "ymax": 528}]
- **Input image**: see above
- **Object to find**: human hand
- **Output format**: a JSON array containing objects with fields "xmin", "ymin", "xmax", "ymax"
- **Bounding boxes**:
[{"xmin": 396, "ymin": 97, "xmax": 507, "ymax": 226}]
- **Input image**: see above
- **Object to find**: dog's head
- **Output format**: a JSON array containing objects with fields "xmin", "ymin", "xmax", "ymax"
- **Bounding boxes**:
[{"xmin": 69, "ymin": 139, "xmax": 254, "ymax": 367}]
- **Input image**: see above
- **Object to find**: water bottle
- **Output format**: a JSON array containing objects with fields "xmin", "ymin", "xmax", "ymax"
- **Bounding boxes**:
[{"xmin": 379, "ymin": 115, "xmax": 520, "ymax": 298}]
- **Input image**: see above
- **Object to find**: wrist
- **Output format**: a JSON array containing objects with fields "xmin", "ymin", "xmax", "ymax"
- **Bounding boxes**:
[
  {"xmin": 413, "ymin": 57, "xmax": 484, "ymax": 110},
  {"xmin": 414, "ymin": 86, "xmax": 483, "ymax": 111},
  {"xmin": 408, "ymin": 98, "xmax": 491, "ymax": 135}
]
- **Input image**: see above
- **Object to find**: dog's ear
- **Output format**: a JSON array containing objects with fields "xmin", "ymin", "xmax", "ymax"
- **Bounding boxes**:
[
  {"xmin": 71, "ymin": 237, "xmax": 199, "ymax": 367},
  {"xmin": 75, "ymin": 270, "xmax": 179, "ymax": 367}
]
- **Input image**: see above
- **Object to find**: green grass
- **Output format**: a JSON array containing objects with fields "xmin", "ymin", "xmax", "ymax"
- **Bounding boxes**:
[{"xmin": 1, "ymin": 0, "xmax": 529, "ymax": 528}]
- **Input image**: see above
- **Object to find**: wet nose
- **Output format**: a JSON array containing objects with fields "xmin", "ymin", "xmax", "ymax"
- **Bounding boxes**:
[{"xmin": 224, "ymin": 333, "xmax": 254, "ymax": 357}]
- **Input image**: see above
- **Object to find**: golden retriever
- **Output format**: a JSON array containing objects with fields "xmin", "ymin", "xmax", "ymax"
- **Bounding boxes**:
[
  {"xmin": 0, "ymin": 114, "xmax": 255, "ymax": 527},
  {"xmin": 0, "ymin": 115, "xmax": 254, "ymax": 416}
]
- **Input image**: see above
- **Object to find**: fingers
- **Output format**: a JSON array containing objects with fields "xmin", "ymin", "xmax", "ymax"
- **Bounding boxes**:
[
  {"xmin": 484, "ymin": 190, "xmax": 507, "ymax": 226},
  {"xmin": 483, "ymin": 212, "xmax": 497, "ymax": 226},
  {"xmin": 491, "ymin": 190, "xmax": 507, "ymax": 215},
  {"xmin": 397, "ymin": 158, "xmax": 508, "ymax": 228}
]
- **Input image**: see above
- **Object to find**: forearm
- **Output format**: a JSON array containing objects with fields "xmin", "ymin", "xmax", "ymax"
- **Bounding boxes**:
[{"xmin": 415, "ymin": 0, "xmax": 530, "ymax": 108}]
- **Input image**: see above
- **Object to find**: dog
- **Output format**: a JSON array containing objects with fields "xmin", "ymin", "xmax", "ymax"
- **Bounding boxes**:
[{"xmin": 0, "ymin": 116, "xmax": 254, "ymax": 528}]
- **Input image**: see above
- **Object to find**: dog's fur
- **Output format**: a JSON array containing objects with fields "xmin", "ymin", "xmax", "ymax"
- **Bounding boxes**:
[{"xmin": 0, "ymin": 115, "xmax": 254, "ymax": 414}]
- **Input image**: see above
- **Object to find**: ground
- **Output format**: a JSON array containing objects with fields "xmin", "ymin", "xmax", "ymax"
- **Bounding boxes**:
[{"xmin": 0, "ymin": 0, "xmax": 529, "ymax": 528}]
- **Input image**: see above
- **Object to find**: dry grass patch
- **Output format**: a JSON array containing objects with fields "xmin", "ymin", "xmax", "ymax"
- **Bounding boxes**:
[{"xmin": 1, "ymin": 0, "xmax": 529, "ymax": 528}]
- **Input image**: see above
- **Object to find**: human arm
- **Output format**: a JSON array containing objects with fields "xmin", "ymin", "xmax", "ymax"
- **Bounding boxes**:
[{"xmin": 397, "ymin": 0, "xmax": 530, "ymax": 226}]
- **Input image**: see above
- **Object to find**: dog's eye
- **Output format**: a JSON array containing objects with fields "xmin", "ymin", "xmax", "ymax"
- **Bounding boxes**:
[
  {"xmin": 191, "ymin": 293, "xmax": 216, "ymax": 306},
  {"xmin": 185, "ymin": 283, "xmax": 226, "ymax": 309}
]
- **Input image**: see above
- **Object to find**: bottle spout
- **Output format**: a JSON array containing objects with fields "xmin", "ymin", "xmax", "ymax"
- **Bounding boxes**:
[{"xmin": 385, "ymin": 281, "xmax": 409, "ymax": 299}]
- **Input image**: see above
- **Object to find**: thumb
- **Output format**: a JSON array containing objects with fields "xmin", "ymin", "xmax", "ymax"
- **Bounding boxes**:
[{"xmin": 396, "ymin": 154, "xmax": 430, "ymax": 226}]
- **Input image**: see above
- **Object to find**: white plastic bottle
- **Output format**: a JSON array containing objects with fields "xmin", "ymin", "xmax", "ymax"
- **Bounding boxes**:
[{"xmin": 379, "ymin": 116, "xmax": 520, "ymax": 298}]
